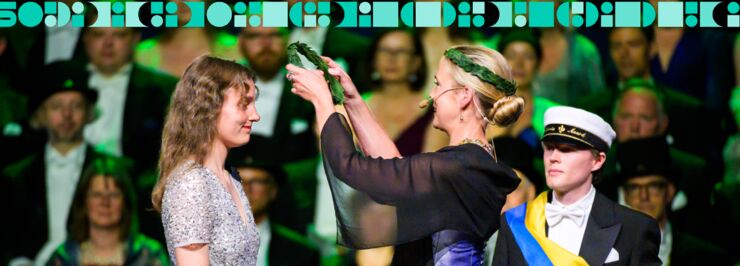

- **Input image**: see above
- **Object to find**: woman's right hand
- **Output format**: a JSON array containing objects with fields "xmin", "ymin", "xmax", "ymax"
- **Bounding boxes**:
[
  {"xmin": 321, "ymin": 56, "xmax": 361, "ymax": 103},
  {"xmin": 286, "ymin": 64, "xmax": 333, "ymax": 107}
]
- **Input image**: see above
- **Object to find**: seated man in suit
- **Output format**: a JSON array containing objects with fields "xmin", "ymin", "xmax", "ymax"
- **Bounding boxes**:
[
  {"xmin": 596, "ymin": 81, "xmax": 717, "ymax": 240},
  {"xmin": 230, "ymin": 158, "xmax": 320, "ymax": 266},
  {"xmin": 80, "ymin": 25, "xmax": 178, "ymax": 244},
  {"xmin": 1, "ymin": 62, "xmax": 112, "ymax": 266},
  {"xmin": 617, "ymin": 137, "xmax": 730, "ymax": 266},
  {"xmin": 81, "ymin": 25, "xmax": 177, "ymax": 174},
  {"xmin": 493, "ymin": 106, "xmax": 660, "ymax": 266}
]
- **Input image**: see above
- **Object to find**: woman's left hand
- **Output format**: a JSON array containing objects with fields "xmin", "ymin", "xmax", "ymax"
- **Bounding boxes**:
[
  {"xmin": 286, "ymin": 64, "xmax": 333, "ymax": 107},
  {"xmin": 286, "ymin": 64, "xmax": 337, "ymax": 132}
]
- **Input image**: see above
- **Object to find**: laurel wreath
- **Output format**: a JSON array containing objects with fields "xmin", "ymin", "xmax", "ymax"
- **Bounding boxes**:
[
  {"xmin": 444, "ymin": 48, "xmax": 517, "ymax": 96},
  {"xmin": 287, "ymin": 42, "xmax": 345, "ymax": 104}
]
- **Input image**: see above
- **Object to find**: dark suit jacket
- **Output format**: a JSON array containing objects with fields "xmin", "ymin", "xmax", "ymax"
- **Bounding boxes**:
[
  {"xmin": 493, "ymin": 191, "xmax": 661, "ymax": 266},
  {"xmin": 669, "ymin": 230, "xmax": 731, "ymax": 266},
  {"xmin": 0, "ymin": 145, "xmax": 108, "ymax": 265},
  {"xmin": 78, "ymin": 62, "xmax": 177, "ymax": 244},
  {"xmin": 268, "ymin": 223, "xmax": 320, "ymax": 266},
  {"xmin": 95, "ymin": 64, "xmax": 177, "ymax": 176},
  {"xmin": 117, "ymin": 63, "xmax": 177, "ymax": 243}
]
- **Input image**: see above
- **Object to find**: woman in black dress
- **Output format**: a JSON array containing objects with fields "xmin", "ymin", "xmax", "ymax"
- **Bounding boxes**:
[{"xmin": 287, "ymin": 45, "xmax": 523, "ymax": 265}]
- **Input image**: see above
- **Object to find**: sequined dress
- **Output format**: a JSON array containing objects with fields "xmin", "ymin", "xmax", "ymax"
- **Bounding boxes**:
[{"xmin": 162, "ymin": 161, "xmax": 260, "ymax": 265}]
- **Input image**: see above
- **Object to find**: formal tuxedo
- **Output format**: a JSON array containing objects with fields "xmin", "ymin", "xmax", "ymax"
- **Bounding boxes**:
[
  {"xmin": 493, "ymin": 191, "xmax": 662, "ymax": 266},
  {"xmin": 0, "ymin": 145, "xmax": 109, "ymax": 265}
]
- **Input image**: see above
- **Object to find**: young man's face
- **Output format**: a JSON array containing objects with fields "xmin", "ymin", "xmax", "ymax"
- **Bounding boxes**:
[
  {"xmin": 623, "ymin": 175, "xmax": 674, "ymax": 222},
  {"xmin": 84, "ymin": 27, "xmax": 139, "ymax": 73},
  {"xmin": 609, "ymin": 28, "xmax": 650, "ymax": 81},
  {"xmin": 543, "ymin": 141, "xmax": 605, "ymax": 193}
]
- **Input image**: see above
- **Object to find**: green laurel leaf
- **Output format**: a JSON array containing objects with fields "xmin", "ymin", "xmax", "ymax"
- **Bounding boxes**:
[
  {"xmin": 286, "ymin": 42, "xmax": 344, "ymax": 104},
  {"xmin": 444, "ymin": 48, "xmax": 517, "ymax": 96}
]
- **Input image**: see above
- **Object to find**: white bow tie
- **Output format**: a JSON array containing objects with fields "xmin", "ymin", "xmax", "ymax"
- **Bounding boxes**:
[{"xmin": 545, "ymin": 203, "xmax": 587, "ymax": 227}]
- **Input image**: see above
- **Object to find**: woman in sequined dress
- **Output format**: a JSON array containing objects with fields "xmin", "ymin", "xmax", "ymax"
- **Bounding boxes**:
[{"xmin": 151, "ymin": 56, "xmax": 261, "ymax": 265}]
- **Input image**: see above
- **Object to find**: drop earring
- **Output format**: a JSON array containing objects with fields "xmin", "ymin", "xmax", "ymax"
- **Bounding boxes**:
[{"xmin": 371, "ymin": 72, "xmax": 381, "ymax": 81}]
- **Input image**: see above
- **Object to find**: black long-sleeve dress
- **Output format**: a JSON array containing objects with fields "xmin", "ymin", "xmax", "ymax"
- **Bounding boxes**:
[{"xmin": 320, "ymin": 113, "xmax": 520, "ymax": 265}]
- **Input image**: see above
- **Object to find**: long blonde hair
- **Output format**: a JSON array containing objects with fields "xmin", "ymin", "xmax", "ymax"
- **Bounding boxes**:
[
  {"xmin": 151, "ymin": 55, "xmax": 256, "ymax": 212},
  {"xmin": 446, "ymin": 45, "xmax": 524, "ymax": 127}
]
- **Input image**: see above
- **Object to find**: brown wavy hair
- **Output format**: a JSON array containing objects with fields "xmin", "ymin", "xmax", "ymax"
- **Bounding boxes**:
[
  {"xmin": 70, "ymin": 157, "xmax": 137, "ymax": 243},
  {"xmin": 152, "ymin": 55, "xmax": 256, "ymax": 212}
]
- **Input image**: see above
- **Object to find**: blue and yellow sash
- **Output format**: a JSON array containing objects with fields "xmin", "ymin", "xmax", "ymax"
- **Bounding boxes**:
[{"xmin": 504, "ymin": 192, "xmax": 589, "ymax": 266}]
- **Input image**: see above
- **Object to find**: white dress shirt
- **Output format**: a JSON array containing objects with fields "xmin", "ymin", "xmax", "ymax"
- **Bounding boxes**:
[
  {"xmin": 546, "ymin": 185, "xmax": 596, "ymax": 255},
  {"xmin": 252, "ymin": 72, "xmax": 285, "ymax": 138},
  {"xmin": 257, "ymin": 219, "xmax": 272, "ymax": 266},
  {"xmin": 659, "ymin": 222, "xmax": 673, "ymax": 266},
  {"xmin": 84, "ymin": 64, "xmax": 132, "ymax": 157},
  {"xmin": 45, "ymin": 24, "xmax": 81, "ymax": 64},
  {"xmin": 34, "ymin": 143, "xmax": 87, "ymax": 266}
]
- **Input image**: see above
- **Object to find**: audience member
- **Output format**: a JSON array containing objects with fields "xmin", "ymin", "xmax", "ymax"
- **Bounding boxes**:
[
  {"xmin": 361, "ymin": 29, "xmax": 447, "ymax": 155},
  {"xmin": 81, "ymin": 25, "xmax": 178, "ymax": 244},
  {"xmin": 617, "ymin": 137, "xmax": 730, "ymax": 266},
  {"xmin": 1, "ymin": 62, "xmax": 111, "ymax": 265},
  {"xmin": 578, "ymin": 27, "xmax": 717, "ymax": 159},
  {"xmin": 286, "ymin": 0, "xmax": 370, "ymax": 91},
  {"xmin": 46, "ymin": 157, "xmax": 168, "ymax": 266},
  {"xmin": 534, "ymin": 16, "xmax": 605, "ymax": 105},
  {"xmin": 231, "ymin": 159, "xmax": 320, "ymax": 266},
  {"xmin": 491, "ymin": 29, "xmax": 560, "ymax": 152}
]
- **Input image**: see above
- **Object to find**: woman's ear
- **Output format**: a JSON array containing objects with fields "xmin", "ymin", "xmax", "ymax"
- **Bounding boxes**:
[{"xmin": 457, "ymin": 87, "xmax": 475, "ymax": 109}]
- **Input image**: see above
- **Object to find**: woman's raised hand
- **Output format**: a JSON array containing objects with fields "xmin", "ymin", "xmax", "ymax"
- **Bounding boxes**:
[
  {"xmin": 286, "ymin": 64, "xmax": 333, "ymax": 107},
  {"xmin": 321, "ymin": 56, "xmax": 361, "ymax": 102}
]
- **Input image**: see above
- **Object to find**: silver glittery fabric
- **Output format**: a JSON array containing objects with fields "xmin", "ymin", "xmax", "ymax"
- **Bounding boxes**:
[{"xmin": 162, "ymin": 161, "xmax": 259, "ymax": 265}]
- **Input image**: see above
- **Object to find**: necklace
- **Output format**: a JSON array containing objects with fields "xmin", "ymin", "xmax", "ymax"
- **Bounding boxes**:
[{"xmin": 460, "ymin": 138, "xmax": 495, "ymax": 159}]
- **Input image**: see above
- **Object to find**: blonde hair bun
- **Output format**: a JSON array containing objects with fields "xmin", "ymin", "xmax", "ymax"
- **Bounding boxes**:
[{"xmin": 488, "ymin": 95, "xmax": 524, "ymax": 127}]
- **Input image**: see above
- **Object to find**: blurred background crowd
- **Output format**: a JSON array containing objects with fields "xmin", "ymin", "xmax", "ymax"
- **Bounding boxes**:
[{"xmin": 0, "ymin": 0, "xmax": 738, "ymax": 265}]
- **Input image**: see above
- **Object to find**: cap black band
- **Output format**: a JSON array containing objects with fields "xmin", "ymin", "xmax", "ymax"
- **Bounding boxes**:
[{"xmin": 542, "ymin": 124, "xmax": 610, "ymax": 152}]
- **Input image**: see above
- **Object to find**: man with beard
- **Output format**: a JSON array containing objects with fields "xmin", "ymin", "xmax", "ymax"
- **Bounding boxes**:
[
  {"xmin": 237, "ymin": 27, "xmax": 318, "ymax": 231},
  {"xmin": 1, "ymin": 62, "xmax": 114, "ymax": 266}
]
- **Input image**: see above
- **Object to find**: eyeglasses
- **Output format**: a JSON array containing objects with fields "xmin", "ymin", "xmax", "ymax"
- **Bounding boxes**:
[
  {"xmin": 242, "ymin": 178, "xmax": 274, "ymax": 188},
  {"xmin": 624, "ymin": 181, "xmax": 668, "ymax": 197}
]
